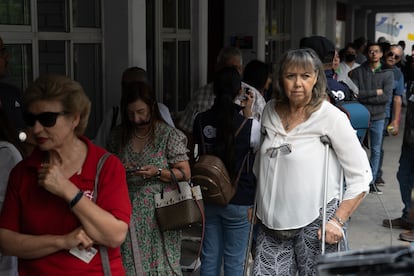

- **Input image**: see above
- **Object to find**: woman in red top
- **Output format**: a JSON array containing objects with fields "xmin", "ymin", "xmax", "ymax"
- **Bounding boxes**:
[{"xmin": 0, "ymin": 75, "xmax": 132, "ymax": 275}]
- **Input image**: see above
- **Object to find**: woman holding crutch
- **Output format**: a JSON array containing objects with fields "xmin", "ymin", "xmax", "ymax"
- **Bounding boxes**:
[{"xmin": 252, "ymin": 48, "xmax": 372, "ymax": 275}]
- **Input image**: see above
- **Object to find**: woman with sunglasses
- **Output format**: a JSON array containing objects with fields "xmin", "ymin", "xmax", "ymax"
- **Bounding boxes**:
[
  {"xmin": 0, "ymin": 75, "xmax": 132, "ymax": 275},
  {"xmin": 253, "ymin": 49, "xmax": 372, "ymax": 275},
  {"xmin": 107, "ymin": 81, "xmax": 190, "ymax": 275}
]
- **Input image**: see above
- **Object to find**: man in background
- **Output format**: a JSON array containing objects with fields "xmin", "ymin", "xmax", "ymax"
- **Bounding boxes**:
[
  {"xmin": 349, "ymin": 43, "xmax": 394, "ymax": 195},
  {"xmin": 375, "ymin": 45, "xmax": 404, "ymax": 187},
  {"xmin": 177, "ymin": 47, "xmax": 266, "ymax": 162}
]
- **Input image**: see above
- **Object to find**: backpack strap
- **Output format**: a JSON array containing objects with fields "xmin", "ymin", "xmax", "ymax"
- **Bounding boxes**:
[
  {"xmin": 234, "ymin": 150, "xmax": 249, "ymax": 185},
  {"xmin": 235, "ymin": 118, "xmax": 248, "ymax": 137}
]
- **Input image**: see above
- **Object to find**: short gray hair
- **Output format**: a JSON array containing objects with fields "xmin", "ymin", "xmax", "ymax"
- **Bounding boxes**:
[{"xmin": 216, "ymin": 47, "xmax": 243, "ymax": 71}]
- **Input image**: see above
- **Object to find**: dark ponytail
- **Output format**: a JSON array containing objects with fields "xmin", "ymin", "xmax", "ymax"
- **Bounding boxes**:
[{"xmin": 212, "ymin": 67, "xmax": 242, "ymax": 179}]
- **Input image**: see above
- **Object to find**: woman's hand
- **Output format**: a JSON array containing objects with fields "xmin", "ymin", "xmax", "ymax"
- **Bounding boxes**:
[
  {"xmin": 241, "ymin": 89, "xmax": 253, "ymax": 118},
  {"xmin": 38, "ymin": 163, "xmax": 74, "ymax": 199},
  {"xmin": 317, "ymin": 219, "xmax": 344, "ymax": 244},
  {"xmin": 63, "ymin": 227, "xmax": 94, "ymax": 250},
  {"xmin": 135, "ymin": 165, "xmax": 159, "ymax": 179}
]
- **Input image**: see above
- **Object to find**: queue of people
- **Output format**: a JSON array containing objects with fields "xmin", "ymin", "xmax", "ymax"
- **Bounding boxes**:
[{"xmin": 0, "ymin": 34, "xmax": 413, "ymax": 275}]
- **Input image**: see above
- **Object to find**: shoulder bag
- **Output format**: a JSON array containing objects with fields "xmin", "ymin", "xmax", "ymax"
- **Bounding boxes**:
[{"xmin": 154, "ymin": 169, "xmax": 204, "ymax": 232}]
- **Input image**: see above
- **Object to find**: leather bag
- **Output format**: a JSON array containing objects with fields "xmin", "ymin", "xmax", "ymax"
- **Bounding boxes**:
[
  {"xmin": 191, "ymin": 118, "xmax": 248, "ymax": 206},
  {"xmin": 191, "ymin": 154, "xmax": 234, "ymax": 206},
  {"xmin": 154, "ymin": 170, "xmax": 204, "ymax": 232}
]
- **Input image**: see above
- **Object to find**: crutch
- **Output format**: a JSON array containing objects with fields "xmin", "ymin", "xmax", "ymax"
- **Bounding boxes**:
[
  {"xmin": 320, "ymin": 135, "xmax": 331, "ymax": 255},
  {"xmin": 320, "ymin": 135, "xmax": 344, "ymax": 254},
  {"xmin": 243, "ymin": 189, "xmax": 258, "ymax": 276}
]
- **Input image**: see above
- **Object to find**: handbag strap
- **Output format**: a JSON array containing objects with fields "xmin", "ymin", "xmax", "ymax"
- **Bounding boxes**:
[
  {"xmin": 129, "ymin": 221, "xmax": 144, "ymax": 275},
  {"xmin": 94, "ymin": 152, "xmax": 112, "ymax": 276},
  {"xmin": 192, "ymin": 193, "xmax": 205, "ymax": 274}
]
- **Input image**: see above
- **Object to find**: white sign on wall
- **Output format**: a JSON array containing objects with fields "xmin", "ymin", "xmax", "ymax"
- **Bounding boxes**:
[{"xmin": 376, "ymin": 12, "xmax": 414, "ymax": 56}]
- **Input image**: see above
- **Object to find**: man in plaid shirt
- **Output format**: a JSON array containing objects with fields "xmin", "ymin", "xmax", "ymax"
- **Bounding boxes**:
[{"xmin": 178, "ymin": 47, "xmax": 266, "ymax": 134}]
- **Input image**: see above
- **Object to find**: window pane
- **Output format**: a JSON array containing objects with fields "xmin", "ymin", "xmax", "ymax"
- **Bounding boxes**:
[
  {"xmin": 37, "ymin": 0, "xmax": 67, "ymax": 32},
  {"xmin": 5, "ymin": 44, "xmax": 33, "ymax": 91},
  {"xmin": 178, "ymin": 0, "xmax": 190, "ymax": 29},
  {"xmin": 73, "ymin": 0, "xmax": 101, "ymax": 28},
  {"xmin": 178, "ymin": 41, "xmax": 190, "ymax": 110},
  {"xmin": 163, "ymin": 41, "xmax": 176, "ymax": 112},
  {"xmin": 162, "ymin": 0, "xmax": 175, "ymax": 28},
  {"xmin": 39, "ymin": 40, "xmax": 66, "ymax": 75},
  {"xmin": 0, "ymin": 0, "xmax": 30, "ymax": 25},
  {"xmin": 146, "ymin": 0, "xmax": 155, "ymax": 86},
  {"xmin": 74, "ymin": 43, "xmax": 102, "ymax": 138}
]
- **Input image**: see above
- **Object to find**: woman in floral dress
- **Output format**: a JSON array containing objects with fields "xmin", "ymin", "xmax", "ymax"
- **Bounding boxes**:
[{"xmin": 107, "ymin": 81, "xmax": 190, "ymax": 275}]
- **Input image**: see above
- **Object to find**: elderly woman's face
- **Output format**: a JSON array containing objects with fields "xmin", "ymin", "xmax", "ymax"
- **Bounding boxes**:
[
  {"xmin": 25, "ymin": 100, "xmax": 77, "ymax": 150},
  {"xmin": 127, "ymin": 99, "xmax": 151, "ymax": 128},
  {"xmin": 282, "ymin": 65, "xmax": 317, "ymax": 106}
]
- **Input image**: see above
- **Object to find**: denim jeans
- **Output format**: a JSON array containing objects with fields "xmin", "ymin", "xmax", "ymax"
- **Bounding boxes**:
[
  {"xmin": 396, "ymin": 146, "xmax": 414, "ymax": 219},
  {"xmin": 369, "ymin": 119, "xmax": 385, "ymax": 183},
  {"xmin": 377, "ymin": 117, "xmax": 390, "ymax": 180},
  {"xmin": 200, "ymin": 204, "xmax": 251, "ymax": 276}
]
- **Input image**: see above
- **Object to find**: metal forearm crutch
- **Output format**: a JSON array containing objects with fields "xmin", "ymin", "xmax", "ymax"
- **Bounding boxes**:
[
  {"xmin": 320, "ymin": 135, "xmax": 345, "ymax": 255},
  {"xmin": 320, "ymin": 135, "xmax": 331, "ymax": 255}
]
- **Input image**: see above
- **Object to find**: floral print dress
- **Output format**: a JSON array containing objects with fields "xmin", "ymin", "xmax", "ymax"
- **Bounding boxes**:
[{"xmin": 108, "ymin": 122, "xmax": 189, "ymax": 276}]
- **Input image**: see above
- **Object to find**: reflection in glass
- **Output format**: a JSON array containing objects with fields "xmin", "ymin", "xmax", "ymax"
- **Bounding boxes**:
[
  {"xmin": 163, "ymin": 41, "xmax": 176, "ymax": 111},
  {"xmin": 178, "ymin": 0, "xmax": 190, "ymax": 29},
  {"xmin": 4, "ymin": 44, "xmax": 33, "ymax": 90},
  {"xmin": 37, "ymin": 0, "xmax": 67, "ymax": 32},
  {"xmin": 0, "ymin": 0, "xmax": 30, "ymax": 25},
  {"xmin": 38, "ymin": 40, "xmax": 66, "ymax": 75},
  {"xmin": 73, "ymin": 0, "xmax": 101, "ymax": 28},
  {"xmin": 162, "ymin": 0, "xmax": 175, "ymax": 28},
  {"xmin": 178, "ymin": 41, "xmax": 190, "ymax": 110},
  {"xmin": 146, "ymin": 0, "xmax": 155, "ymax": 86},
  {"xmin": 74, "ymin": 43, "xmax": 102, "ymax": 138}
]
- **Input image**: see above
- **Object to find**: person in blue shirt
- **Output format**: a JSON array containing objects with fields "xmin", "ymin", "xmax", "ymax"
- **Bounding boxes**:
[{"xmin": 376, "ymin": 44, "xmax": 404, "ymax": 188}]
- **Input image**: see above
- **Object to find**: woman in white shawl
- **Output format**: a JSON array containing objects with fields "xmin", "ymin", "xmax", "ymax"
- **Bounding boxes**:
[{"xmin": 253, "ymin": 48, "xmax": 372, "ymax": 275}]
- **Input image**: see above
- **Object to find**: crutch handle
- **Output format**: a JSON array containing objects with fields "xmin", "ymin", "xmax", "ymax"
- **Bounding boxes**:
[{"xmin": 320, "ymin": 135, "xmax": 332, "ymax": 146}]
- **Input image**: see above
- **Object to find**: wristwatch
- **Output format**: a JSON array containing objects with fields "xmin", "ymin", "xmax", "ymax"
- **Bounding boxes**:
[{"xmin": 156, "ymin": 168, "xmax": 162, "ymax": 178}]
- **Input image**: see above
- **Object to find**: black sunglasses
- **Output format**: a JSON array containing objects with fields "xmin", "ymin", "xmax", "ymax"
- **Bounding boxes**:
[
  {"xmin": 23, "ymin": 111, "xmax": 68, "ymax": 127},
  {"xmin": 387, "ymin": 52, "xmax": 400, "ymax": 60}
]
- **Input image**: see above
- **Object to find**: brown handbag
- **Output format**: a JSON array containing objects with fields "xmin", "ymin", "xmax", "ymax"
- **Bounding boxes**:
[{"xmin": 154, "ymin": 169, "xmax": 204, "ymax": 232}]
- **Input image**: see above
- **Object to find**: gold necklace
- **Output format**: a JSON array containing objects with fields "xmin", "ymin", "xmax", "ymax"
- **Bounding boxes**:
[
  {"xmin": 284, "ymin": 112, "xmax": 306, "ymax": 131},
  {"xmin": 134, "ymin": 129, "xmax": 151, "ymax": 139},
  {"xmin": 284, "ymin": 115, "xmax": 291, "ymax": 130}
]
